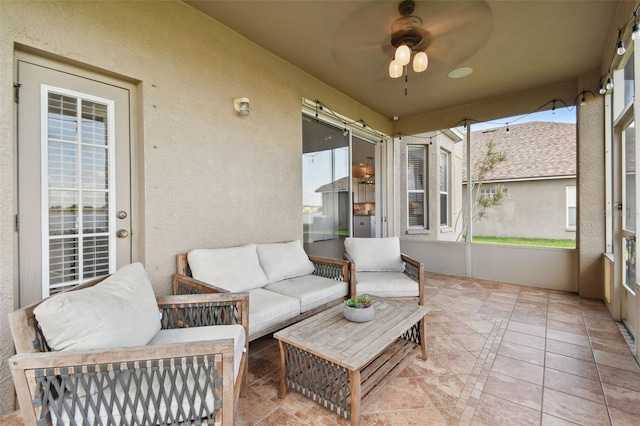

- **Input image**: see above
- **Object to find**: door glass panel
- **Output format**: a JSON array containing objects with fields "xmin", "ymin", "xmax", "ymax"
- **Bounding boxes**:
[
  {"xmin": 45, "ymin": 89, "xmax": 114, "ymax": 294},
  {"xmin": 302, "ymin": 118, "xmax": 349, "ymax": 244},
  {"xmin": 623, "ymin": 121, "xmax": 636, "ymax": 233},
  {"xmin": 623, "ymin": 120, "xmax": 636, "ymax": 293}
]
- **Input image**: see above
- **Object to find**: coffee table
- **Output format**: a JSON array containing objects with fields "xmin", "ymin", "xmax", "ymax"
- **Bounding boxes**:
[{"xmin": 274, "ymin": 297, "xmax": 429, "ymax": 425}]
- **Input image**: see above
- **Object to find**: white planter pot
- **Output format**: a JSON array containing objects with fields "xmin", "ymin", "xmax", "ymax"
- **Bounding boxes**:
[{"xmin": 343, "ymin": 304, "xmax": 375, "ymax": 322}]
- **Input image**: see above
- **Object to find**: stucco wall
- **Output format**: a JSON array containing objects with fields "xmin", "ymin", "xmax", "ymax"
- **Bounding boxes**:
[
  {"xmin": 0, "ymin": 0, "xmax": 390, "ymax": 413},
  {"xmin": 466, "ymin": 178, "xmax": 577, "ymax": 240}
]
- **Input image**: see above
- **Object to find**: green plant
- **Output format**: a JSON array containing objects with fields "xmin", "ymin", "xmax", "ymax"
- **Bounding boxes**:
[{"xmin": 344, "ymin": 296, "xmax": 372, "ymax": 309}]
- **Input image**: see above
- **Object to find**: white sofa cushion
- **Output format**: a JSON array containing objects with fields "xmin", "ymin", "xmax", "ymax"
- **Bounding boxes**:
[
  {"xmin": 34, "ymin": 262, "xmax": 161, "ymax": 351},
  {"xmin": 354, "ymin": 271, "xmax": 419, "ymax": 298},
  {"xmin": 149, "ymin": 324, "xmax": 246, "ymax": 382},
  {"xmin": 247, "ymin": 288, "xmax": 300, "ymax": 337},
  {"xmin": 188, "ymin": 244, "xmax": 268, "ymax": 292},
  {"xmin": 256, "ymin": 240, "xmax": 315, "ymax": 283},
  {"xmin": 265, "ymin": 275, "xmax": 348, "ymax": 313},
  {"xmin": 345, "ymin": 237, "xmax": 405, "ymax": 272}
]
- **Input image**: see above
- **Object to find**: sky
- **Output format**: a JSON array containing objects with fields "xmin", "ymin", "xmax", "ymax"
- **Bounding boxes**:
[{"xmin": 470, "ymin": 107, "xmax": 576, "ymax": 131}]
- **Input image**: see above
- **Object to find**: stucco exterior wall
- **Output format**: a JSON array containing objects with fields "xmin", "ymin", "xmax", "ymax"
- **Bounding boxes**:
[
  {"xmin": 466, "ymin": 178, "xmax": 577, "ymax": 240},
  {"xmin": 577, "ymin": 86, "xmax": 606, "ymax": 299},
  {"xmin": 0, "ymin": 0, "xmax": 390, "ymax": 413}
]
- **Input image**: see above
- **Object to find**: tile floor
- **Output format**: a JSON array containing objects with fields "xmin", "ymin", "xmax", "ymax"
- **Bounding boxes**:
[{"xmin": 236, "ymin": 273, "xmax": 640, "ymax": 426}]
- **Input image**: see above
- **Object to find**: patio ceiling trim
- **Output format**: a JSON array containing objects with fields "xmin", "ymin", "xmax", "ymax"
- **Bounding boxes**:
[{"xmin": 302, "ymin": 98, "xmax": 389, "ymax": 142}]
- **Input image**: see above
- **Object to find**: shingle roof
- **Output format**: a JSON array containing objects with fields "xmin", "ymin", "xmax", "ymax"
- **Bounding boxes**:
[{"xmin": 462, "ymin": 121, "xmax": 576, "ymax": 182}]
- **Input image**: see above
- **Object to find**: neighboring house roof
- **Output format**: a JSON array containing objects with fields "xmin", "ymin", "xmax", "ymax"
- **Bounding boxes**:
[
  {"xmin": 462, "ymin": 121, "xmax": 576, "ymax": 182},
  {"xmin": 315, "ymin": 176, "xmax": 350, "ymax": 193}
]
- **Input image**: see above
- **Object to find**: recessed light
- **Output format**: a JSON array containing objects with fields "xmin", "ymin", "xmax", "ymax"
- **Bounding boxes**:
[{"xmin": 448, "ymin": 67, "xmax": 473, "ymax": 79}]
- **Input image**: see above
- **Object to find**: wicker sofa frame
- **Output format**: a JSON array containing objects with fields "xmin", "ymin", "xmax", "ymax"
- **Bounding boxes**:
[
  {"xmin": 8, "ymin": 276, "xmax": 249, "ymax": 426},
  {"xmin": 174, "ymin": 253, "xmax": 350, "ymax": 341}
]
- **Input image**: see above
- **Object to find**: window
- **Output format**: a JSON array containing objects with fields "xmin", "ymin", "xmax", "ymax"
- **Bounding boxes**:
[
  {"xmin": 439, "ymin": 150, "xmax": 449, "ymax": 227},
  {"xmin": 566, "ymin": 185, "xmax": 576, "ymax": 231},
  {"xmin": 407, "ymin": 145, "xmax": 427, "ymax": 228}
]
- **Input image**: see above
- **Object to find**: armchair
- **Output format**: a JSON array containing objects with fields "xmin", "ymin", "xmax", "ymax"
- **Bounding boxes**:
[
  {"xmin": 344, "ymin": 237, "xmax": 425, "ymax": 305},
  {"xmin": 8, "ymin": 263, "xmax": 248, "ymax": 426}
]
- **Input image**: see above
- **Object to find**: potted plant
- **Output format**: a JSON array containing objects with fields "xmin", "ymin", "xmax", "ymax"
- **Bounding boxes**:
[{"xmin": 343, "ymin": 295, "xmax": 375, "ymax": 322}]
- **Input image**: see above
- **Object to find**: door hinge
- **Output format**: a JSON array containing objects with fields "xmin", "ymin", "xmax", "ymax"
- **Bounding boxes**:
[
  {"xmin": 15, "ymin": 214, "xmax": 19, "ymax": 232},
  {"xmin": 14, "ymin": 83, "xmax": 21, "ymax": 104}
]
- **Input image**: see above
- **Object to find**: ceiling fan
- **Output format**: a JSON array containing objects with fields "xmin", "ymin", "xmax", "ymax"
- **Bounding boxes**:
[
  {"xmin": 388, "ymin": 0, "xmax": 430, "ymax": 78},
  {"xmin": 330, "ymin": 1, "xmax": 494, "ymax": 84}
]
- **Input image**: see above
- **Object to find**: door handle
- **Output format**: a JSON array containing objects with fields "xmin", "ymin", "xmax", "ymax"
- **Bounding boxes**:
[{"xmin": 116, "ymin": 229, "xmax": 129, "ymax": 238}]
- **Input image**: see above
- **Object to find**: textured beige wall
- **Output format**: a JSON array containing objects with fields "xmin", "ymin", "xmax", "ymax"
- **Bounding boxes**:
[
  {"xmin": 577, "ymin": 89, "xmax": 606, "ymax": 299},
  {"xmin": 0, "ymin": 0, "xmax": 390, "ymax": 413}
]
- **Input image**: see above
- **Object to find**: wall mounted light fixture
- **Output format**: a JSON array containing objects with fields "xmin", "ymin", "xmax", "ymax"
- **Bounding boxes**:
[{"xmin": 234, "ymin": 98, "xmax": 250, "ymax": 116}]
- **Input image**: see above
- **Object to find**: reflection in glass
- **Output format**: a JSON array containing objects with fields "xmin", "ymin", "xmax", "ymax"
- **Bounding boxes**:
[
  {"xmin": 303, "ymin": 119, "xmax": 349, "ymax": 243},
  {"xmin": 624, "ymin": 237, "xmax": 636, "ymax": 292}
]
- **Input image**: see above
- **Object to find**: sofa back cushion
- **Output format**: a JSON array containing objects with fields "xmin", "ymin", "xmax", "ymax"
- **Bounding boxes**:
[
  {"xmin": 34, "ymin": 262, "xmax": 161, "ymax": 351},
  {"xmin": 188, "ymin": 244, "xmax": 268, "ymax": 292},
  {"xmin": 344, "ymin": 237, "xmax": 405, "ymax": 272},
  {"xmin": 256, "ymin": 240, "xmax": 315, "ymax": 283}
]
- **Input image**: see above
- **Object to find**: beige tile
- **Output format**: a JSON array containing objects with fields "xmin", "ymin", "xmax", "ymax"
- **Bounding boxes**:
[
  {"xmin": 546, "ymin": 318, "xmax": 587, "ymax": 335},
  {"xmin": 546, "ymin": 328, "xmax": 591, "ymax": 347},
  {"xmin": 544, "ymin": 368, "xmax": 605, "ymax": 404},
  {"xmin": 451, "ymin": 333, "xmax": 488, "ymax": 352},
  {"xmin": 598, "ymin": 364, "xmax": 640, "ymax": 392},
  {"xmin": 509, "ymin": 310, "xmax": 548, "ymax": 326},
  {"xmin": 542, "ymin": 388, "xmax": 610, "ymax": 426},
  {"xmin": 235, "ymin": 388, "xmax": 280, "ymax": 425},
  {"xmin": 507, "ymin": 320, "xmax": 546, "ymax": 337},
  {"xmin": 503, "ymin": 330, "xmax": 546, "ymax": 350},
  {"xmin": 541, "ymin": 413, "xmax": 581, "ymax": 425},
  {"xmin": 498, "ymin": 340, "xmax": 545, "ymax": 365},
  {"xmin": 545, "ymin": 352, "xmax": 599, "ymax": 381},
  {"xmin": 471, "ymin": 393, "xmax": 541, "ymax": 426},
  {"xmin": 385, "ymin": 407, "xmax": 449, "ymax": 426},
  {"xmin": 377, "ymin": 377, "xmax": 434, "ymax": 411},
  {"xmin": 483, "ymin": 372, "xmax": 542, "ymax": 410},
  {"xmin": 462, "ymin": 319, "xmax": 496, "ymax": 334},
  {"xmin": 436, "ymin": 351, "xmax": 478, "ymax": 375},
  {"xmin": 426, "ymin": 334, "xmax": 467, "ymax": 353},
  {"xmin": 593, "ymin": 349, "xmax": 640, "ymax": 373},
  {"xmin": 492, "ymin": 354, "xmax": 544, "ymax": 385},
  {"xmin": 545, "ymin": 339, "xmax": 594, "ymax": 362},
  {"xmin": 609, "ymin": 406, "xmax": 640, "ymax": 426},
  {"xmin": 602, "ymin": 383, "xmax": 640, "ymax": 415},
  {"xmin": 415, "ymin": 374, "xmax": 467, "ymax": 407}
]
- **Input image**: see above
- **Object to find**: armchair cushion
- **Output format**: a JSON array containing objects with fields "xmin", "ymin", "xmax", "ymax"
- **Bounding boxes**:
[
  {"xmin": 188, "ymin": 244, "xmax": 268, "ymax": 292},
  {"xmin": 149, "ymin": 324, "xmax": 246, "ymax": 382},
  {"xmin": 353, "ymin": 271, "xmax": 419, "ymax": 298},
  {"xmin": 344, "ymin": 237, "xmax": 405, "ymax": 272},
  {"xmin": 33, "ymin": 262, "xmax": 161, "ymax": 351},
  {"xmin": 256, "ymin": 240, "xmax": 315, "ymax": 283}
]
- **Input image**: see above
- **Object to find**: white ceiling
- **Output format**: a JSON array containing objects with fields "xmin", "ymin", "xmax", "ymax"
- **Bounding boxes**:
[{"xmin": 184, "ymin": 0, "xmax": 625, "ymax": 119}]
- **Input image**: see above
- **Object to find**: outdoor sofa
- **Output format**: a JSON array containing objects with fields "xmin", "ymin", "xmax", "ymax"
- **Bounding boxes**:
[
  {"xmin": 173, "ymin": 240, "xmax": 349, "ymax": 340},
  {"xmin": 8, "ymin": 262, "xmax": 248, "ymax": 425}
]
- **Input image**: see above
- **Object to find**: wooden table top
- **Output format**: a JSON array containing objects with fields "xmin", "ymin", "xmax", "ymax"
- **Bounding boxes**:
[{"xmin": 274, "ymin": 297, "xmax": 429, "ymax": 371}]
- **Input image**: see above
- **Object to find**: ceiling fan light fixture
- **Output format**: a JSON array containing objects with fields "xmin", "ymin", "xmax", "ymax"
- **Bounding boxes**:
[
  {"xmin": 413, "ymin": 51, "xmax": 428, "ymax": 72},
  {"xmin": 389, "ymin": 59, "xmax": 403, "ymax": 78},
  {"xmin": 395, "ymin": 44, "xmax": 411, "ymax": 66}
]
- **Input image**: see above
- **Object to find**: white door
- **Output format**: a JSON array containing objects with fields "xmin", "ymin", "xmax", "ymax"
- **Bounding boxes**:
[{"xmin": 17, "ymin": 57, "xmax": 133, "ymax": 306}]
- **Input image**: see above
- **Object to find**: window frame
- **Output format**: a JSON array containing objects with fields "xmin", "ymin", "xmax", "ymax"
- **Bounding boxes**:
[
  {"xmin": 439, "ymin": 149, "xmax": 450, "ymax": 228},
  {"xmin": 407, "ymin": 144, "xmax": 428, "ymax": 230}
]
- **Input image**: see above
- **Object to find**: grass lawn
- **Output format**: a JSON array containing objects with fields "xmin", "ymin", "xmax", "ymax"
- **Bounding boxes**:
[{"xmin": 472, "ymin": 236, "xmax": 576, "ymax": 248}]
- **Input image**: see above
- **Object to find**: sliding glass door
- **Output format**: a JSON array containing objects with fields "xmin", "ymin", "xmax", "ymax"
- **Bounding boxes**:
[{"xmin": 302, "ymin": 118, "xmax": 350, "ymax": 244}]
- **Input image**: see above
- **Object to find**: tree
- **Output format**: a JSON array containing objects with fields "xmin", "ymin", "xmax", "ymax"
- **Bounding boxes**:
[{"xmin": 456, "ymin": 139, "xmax": 507, "ymax": 241}]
